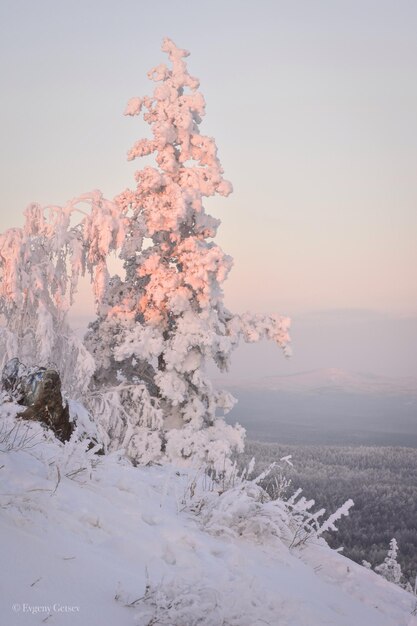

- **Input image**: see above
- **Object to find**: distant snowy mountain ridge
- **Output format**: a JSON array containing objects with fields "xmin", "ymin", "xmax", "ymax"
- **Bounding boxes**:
[{"xmin": 224, "ymin": 368, "xmax": 417, "ymax": 396}]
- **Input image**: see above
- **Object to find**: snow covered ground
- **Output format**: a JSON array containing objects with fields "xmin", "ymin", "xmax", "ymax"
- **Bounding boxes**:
[{"xmin": 1, "ymin": 406, "xmax": 416, "ymax": 626}]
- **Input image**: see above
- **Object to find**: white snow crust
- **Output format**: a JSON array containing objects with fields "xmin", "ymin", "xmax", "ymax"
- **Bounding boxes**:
[{"xmin": 0, "ymin": 407, "xmax": 415, "ymax": 626}]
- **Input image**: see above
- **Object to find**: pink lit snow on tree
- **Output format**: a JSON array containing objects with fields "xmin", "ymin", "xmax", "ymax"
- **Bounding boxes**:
[
  {"xmin": 85, "ymin": 38, "xmax": 290, "ymax": 470},
  {"xmin": 0, "ymin": 192, "xmax": 122, "ymax": 398},
  {"xmin": 0, "ymin": 38, "xmax": 290, "ymax": 473}
]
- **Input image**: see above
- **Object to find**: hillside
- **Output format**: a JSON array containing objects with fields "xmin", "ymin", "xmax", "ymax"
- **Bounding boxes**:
[
  {"xmin": 244, "ymin": 440, "xmax": 417, "ymax": 584},
  {"xmin": 1, "ymin": 406, "xmax": 415, "ymax": 626}
]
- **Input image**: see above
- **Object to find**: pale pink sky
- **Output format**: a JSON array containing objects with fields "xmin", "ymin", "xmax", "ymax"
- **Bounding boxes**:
[{"xmin": 0, "ymin": 0, "xmax": 416, "ymax": 377}]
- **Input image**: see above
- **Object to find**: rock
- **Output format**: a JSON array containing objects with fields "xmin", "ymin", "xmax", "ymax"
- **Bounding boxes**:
[{"xmin": 1, "ymin": 358, "xmax": 74, "ymax": 442}]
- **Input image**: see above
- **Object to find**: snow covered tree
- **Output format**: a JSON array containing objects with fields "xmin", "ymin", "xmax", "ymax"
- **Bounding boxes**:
[
  {"xmin": 0, "ymin": 38, "xmax": 290, "ymax": 472},
  {"xmin": 0, "ymin": 192, "xmax": 122, "ymax": 398},
  {"xmin": 84, "ymin": 38, "xmax": 291, "ymax": 471},
  {"xmin": 375, "ymin": 538, "xmax": 403, "ymax": 586}
]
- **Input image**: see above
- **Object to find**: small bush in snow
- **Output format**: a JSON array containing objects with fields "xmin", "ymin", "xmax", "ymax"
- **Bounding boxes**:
[
  {"xmin": 374, "ymin": 538, "xmax": 403, "ymax": 586},
  {"xmin": 0, "ymin": 419, "xmax": 40, "ymax": 453},
  {"xmin": 183, "ymin": 461, "xmax": 354, "ymax": 550},
  {"xmin": 122, "ymin": 576, "xmax": 281, "ymax": 626}
]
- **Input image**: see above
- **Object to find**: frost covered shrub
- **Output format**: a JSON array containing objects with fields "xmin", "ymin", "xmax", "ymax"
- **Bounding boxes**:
[
  {"xmin": 132, "ymin": 579, "xmax": 224, "ymax": 626},
  {"xmin": 286, "ymin": 488, "xmax": 354, "ymax": 548},
  {"xmin": 49, "ymin": 437, "xmax": 104, "ymax": 482},
  {"xmin": 125, "ymin": 576, "xmax": 281, "ymax": 626},
  {"xmin": 369, "ymin": 538, "xmax": 416, "ymax": 592},
  {"xmin": 197, "ymin": 482, "xmax": 353, "ymax": 548},
  {"xmin": 184, "ymin": 462, "xmax": 354, "ymax": 549},
  {"xmin": 0, "ymin": 39, "xmax": 290, "ymax": 471},
  {"xmin": 0, "ymin": 418, "xmax": 40, "ymax": 453},
  {"xmin": 374, "ymin": 538, "xmax": 403, "ymax": 586}
]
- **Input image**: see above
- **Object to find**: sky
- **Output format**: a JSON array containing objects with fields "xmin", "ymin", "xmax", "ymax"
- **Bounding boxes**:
[{"xmin": 0, "ymin": 0, "xmax": 416, "ymax": 378}]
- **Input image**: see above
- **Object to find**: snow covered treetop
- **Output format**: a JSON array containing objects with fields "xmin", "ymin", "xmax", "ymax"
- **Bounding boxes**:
[{"xmin": 121, "ymin": 37, "xmax": 232, "ymax": 242}]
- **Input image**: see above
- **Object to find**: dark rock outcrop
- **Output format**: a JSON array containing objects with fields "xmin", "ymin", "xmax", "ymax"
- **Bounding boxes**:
[{"xmin": 1, "ymin": 358, "xmax": 74, "ymax": 442}]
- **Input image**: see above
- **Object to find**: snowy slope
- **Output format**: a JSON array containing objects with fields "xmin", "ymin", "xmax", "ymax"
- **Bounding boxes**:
[{"xmin": 0, "ymin": 408, "xmax": 416, "ymax": 626}]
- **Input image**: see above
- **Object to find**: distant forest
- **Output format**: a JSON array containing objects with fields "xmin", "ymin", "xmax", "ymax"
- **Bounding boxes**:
[{"xmin": 243, "ymin": 441, "xmax": 417, "ymax": 585}]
